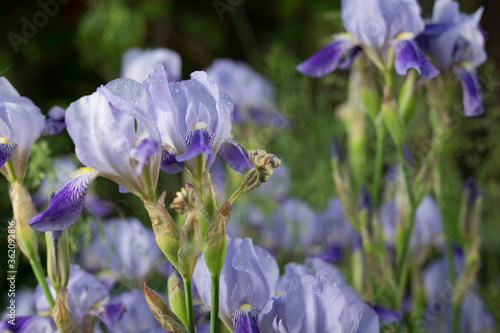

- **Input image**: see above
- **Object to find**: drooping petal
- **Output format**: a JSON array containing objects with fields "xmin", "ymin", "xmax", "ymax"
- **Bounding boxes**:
[
  {"xmin": 218, "ymin": 139, "xmax": 252, "ymax": 174},
  {"xmin": 176, "ymin": 129, "xmax": 215, "ymax": 167},
  {"xmin": 371, "ymin": 305, "xmax": 402, "ymax": 325},
  {"xmin": 96, "ymin": 302, "xmax": 126, "ymax": 329},
  {"xmin": 297, "ymin": 38, "xmax": 359, "ymax": 77},
  {"xmin": 392, "ymin": 39, "xmax": 439, "ymax": 79},
  {"xmin": 28, "ymin": 168, "xmax": 99, "ymax": 232},
  {"xmin": 129, "ymin": 137, "xmax": 159, "ymax": 174},
  {"xmin": 232, "ymin": 307, "xmax": 261, "ymax": 333},
  {"xmin": 0, "ymin": 138, "xmax": 16, "ymax": 168},
  {"xmin": 454, "ymin": 66, "xmax": 484, "ymax": 117},
  {"xmin": 160, "ymin": 147, "xmax": 185, "ymax": 174},
  {"xmin": 41, "ymin": 106, "xmax": 66, "ymax": 136}
]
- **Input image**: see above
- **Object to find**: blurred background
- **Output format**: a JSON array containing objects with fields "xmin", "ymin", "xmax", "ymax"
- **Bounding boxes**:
[{"xmin": 0, "ymin": 0, "xmax": 499, "ymax": 323}]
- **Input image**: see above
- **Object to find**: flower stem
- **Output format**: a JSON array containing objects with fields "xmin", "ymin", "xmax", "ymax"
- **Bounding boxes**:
[
  {"xmin": 30, "ymin": 257, "xmax": 55, "ymax": 309},
  {"xmin": 372, "ymin": 120, "xmax": 386, "ymax": 207},
  {"xmin": 183, "ymin": 277, "xmax": 196, "ymax": 333},
  {"xmin": 210, "ymin": 274, "xmax": 220, "ymax": 333}
]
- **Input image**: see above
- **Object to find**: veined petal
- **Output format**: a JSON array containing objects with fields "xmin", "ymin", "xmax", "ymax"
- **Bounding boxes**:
[
  {"xmin": 218, "ymin": 139, "xmax": 252, "ymax": 174},
  {"xmin": 0, "ymin": 138, "xmax": 16, "ymax": 168},
  {"xmin": 129, "ymin": 137, "xmax": 159, "ymax": 175},
  {"xmin": 160, "ymin": 146, "xmax": 185, "ymax": 174},
  {"xmin": 454, "ymin": 66, "xmax": 484, "ymax": 117},
  {"xmin": 28, "ymin": 168, "xmax": 99, "ymax": 232},
  {"xmin": 392, "ymin": 39, "xmax": 439, "ymax": 79},
  {"xmin": 232, "ymin": 306, "xmax": 261, "ymax": 333},
  {"xmin": 297, "ymin": 38, "xmax": 359, "ymax": 77},
  {"xmin": 176, "ymin": 129, "xmax": 215, "ymax": 167}
]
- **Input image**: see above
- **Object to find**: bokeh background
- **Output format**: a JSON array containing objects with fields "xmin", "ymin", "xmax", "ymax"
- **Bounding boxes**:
[{"xmin": 0, "ymin": 0, "xmax": 499, "ymax": 324}]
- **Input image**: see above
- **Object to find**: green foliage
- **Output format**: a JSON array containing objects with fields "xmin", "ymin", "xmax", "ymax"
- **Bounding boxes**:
[{"xmin": 25, "ymin": 139, "xmax": 52, "ymax": 190}]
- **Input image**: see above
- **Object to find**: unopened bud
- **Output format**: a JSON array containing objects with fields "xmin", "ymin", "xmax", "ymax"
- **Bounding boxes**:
[
  {"xmin": 399, "ymin": 69, "xmax": 418, "ymax": 125},
  {"xmin": 143, "ymin": 191, "xmax": 181, "ymax": 270},
  {"xmin": 201, "ymin": 172, "xmax": 219, "ymax": 218},
  {"xmin": 9, "ymin": 181, "xmax": 39, "ymax": 261},
  {"xmin": 168, "ymin": 272, "xmax": 187, "ymax": 327},
  {"xmin": 144, "ymin": 283, "xmax": 189, "ymax": 333},
  {"xmin": 248, "ymin": 149, "xmax": 281, "ymax": 183},
  {"xmin": 46, "ymin": 230, "xmax": 70, "ymax": 292},
  {"xmin": 53, "ymin": 289, "xmax": 80, "ymax": 333},
  {"xmin": 382, "ymin": 92, "xmax": 404, "ymax": 146},
  {"xmin": 460, "ymin": 178, "xmax": 482, "ymax": 242},
  {"xmin": 178, "ymin": 209, "xmax": 201, "ymax": 279},
  {"xmin": 203, "ymin": 202, "xmax": 231, "ymax": 276}
]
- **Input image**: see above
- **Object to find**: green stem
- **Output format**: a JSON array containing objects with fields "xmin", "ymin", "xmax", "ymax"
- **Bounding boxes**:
[
  {"xmin": 395, "ymin": 143, "xmax": 417, "ymax": 304},
  {"xmin": 228, "ymin": 187, "xmax": 244, "ymax": 205},
  {"xmin": 372, "ymin": 121, "xmax": 386, "ymax": 207},
  {"xmin": 30, "ymin": 258, "xmax": 55, "ymax": 309},
  {"xmin": 183, "ymin": 277, "xmax": 196, "ymax": 333},
  {"xmin": 210, "ymin": 274, "xmax": 220, "ymax": 333}
]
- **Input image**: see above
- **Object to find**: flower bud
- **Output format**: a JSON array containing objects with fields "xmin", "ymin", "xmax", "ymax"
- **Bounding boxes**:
[
  {"xmin": 143, "ymin": 191, "xmax": 181, "ymax": 270},
  {"xmin": 9, "ymin": 181, "xmax": 39, "ymax": 261},
  {"xmin": 203, "ymin": 202, "xmax": 231, "ymax": 276},
  {"xmin": 178, "ymin": 208, "xmax": 201, "ymax": 279},
  {"xmin": 144, "ymin": 283, "xmax": 189, "ymax": 333},
  {"xmin": 382, "ymin": 90, "xmax": 404, "ymax": 146},
  {"xmin": 459, "ymin": 178, "xmax": 482, "ymax": 242},
  {"xmin": 201, "ymin": 171, "xmax": 219, "ymax": 218},
  {"xmin": 168, "ymin": 272, "xmax": 188, "ymax": 327},
  {"xmin": 399, "ymin": 69, "xmax": 418, "ymax": 125},
  {"xmin": 46, "ymin": 230, "xmax": 70, "ymax": 292},
  {"xmin": 248, "ymin": 149, "xmax": 281, "ymax": 183},
  {"xmin": 53, "ymin": 289, "xmax": 80, "ymax": 333}
]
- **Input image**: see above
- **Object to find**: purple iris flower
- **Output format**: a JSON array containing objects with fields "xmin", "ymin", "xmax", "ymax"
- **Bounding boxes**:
[
  {"xmin": 0, "ymin": 77, "xmax": 45, "ymax": 179},
  {"xmin": 193, "ymin": 238, "xmax": 279, "ymax": 333},
  {"xmin": 206, "ymin": 59, "xmax": 287, "ymax": 127},
  {"xmin": 417, "ymin": 0, "xmax": 486, "ymax": 116},
  {"xmin": 80, "ymin": 218, "xmax": 162, "ymax": 283},
  {"xmin": 258, "ymin": 274, "xmax": 380, "ymax": 332},
  {"xmin": 111, "ymin": 290, "xmax": 164, "ymax": 333},
  {"xmin": 29, "ymin": 78, "xmax": 162, "ymax": 232},
  {"xmin": 297, "ymin": 0, "xmax": 438, "ymax": 79},
  {"xmin": 144, "ymin": 66, "xmax": 252, "ymax": 174},
  {"xmin": 40, "ymin": 105, "xmax": 66, "ymax": 136},
  {"xmin": 422, "ymin": 258, "xmax": 494, "ymax": 333},
  {"xmin": 121, "ymin": 47, "xmax": 182, "ymax": 83},
  {"xmin": 0, "ymin": 315, "xmax": 56, "ymax": 333},
  {"xmin": 35, "ymin": 265, "xmax": 125, "ymax": 330}
]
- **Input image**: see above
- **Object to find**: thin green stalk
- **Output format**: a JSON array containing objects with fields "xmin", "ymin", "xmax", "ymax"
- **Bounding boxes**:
[
  {"xmin": 372, "ymin": 122, "xmax": 386, "ymax": 207},
  {"xmin": 183, "ymin": 277, "xmax": 196, "ymax": 333},
  {"xmin": 210, "ymin": 274, "xmax": 220, "ymax": 333},
  {"xmin": 30, "ymin": 258, "xmax": 55, "ymax": 309}
]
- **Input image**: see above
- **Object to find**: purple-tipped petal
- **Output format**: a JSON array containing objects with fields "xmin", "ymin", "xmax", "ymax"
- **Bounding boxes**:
[
  {"xmin": 454, "ymin": 67, "xmax": 484, "ymax": 117},
  {"xmin": 463, "ymin": 177, "xmax": 481, "ymax": 207},
  {"xmin": 371, "ymin": 305, "xmax": 402, "ymax": 325},
  {"xmin": 218, "ymin": 139, "xmax": 252, "ymax": 174},
  {"xmin": 297, "ymin": 38, "xmax": 359, "ymax": 77},
  {"xmin": 0, "ymin": 141, "xmax": 16, "ymax": 168},
  {"xmin": 176, "ymin": 128, "xmax": 215, "ymax": 167},
  {"xmin": 392, "ymin": 39, "xmax": 439, "ymax": 79},
  {"xmin": 41, "ymin": 106, "xmax": 66, "ymax": 136},
  {"xmin": 97, "ymin": 302, "xmax": 126, "ymax": 329},
  {"xmin": 160, "ymin": 147, "xmax": 185, "ymax": 174},
  {"xmin": 339, "ymin": 46, "xmax": 362, "ymax": 69},
  {"xmin": 232, "ymin": 307, "xmax": 261, "ymax": 333},
  {"xmin": 129, "ymin": 137, "xmax": 159, "ymax": 174},
  {"xmin": 28, "ymin": 168, "xmax": 98, "ymax": 232}
]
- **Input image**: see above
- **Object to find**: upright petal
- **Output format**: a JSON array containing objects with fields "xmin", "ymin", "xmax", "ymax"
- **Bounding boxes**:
[
  {"xmin": 392, "ymin": 39, "xmax": 439, "ymax": 78},
  {"xmin": 297, "ymin": 38, "xmax": 359, "ymax": 77},
  {"xmin": 454, "ymin": 66, "xmax": 484, "ymax": 117},
  {"xmin": 218, "ymin": 139, "xmax": 252, "ymax": 174},
  {"xmin": 121, "ymin": 47, "xmax": 182, "ymax": 83},
  {"xmin": 28, "ymin": 168, "xmax": 98, "ymax": 232}
]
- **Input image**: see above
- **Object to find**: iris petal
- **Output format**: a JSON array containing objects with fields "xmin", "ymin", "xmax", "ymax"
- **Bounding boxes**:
[
  {"xmin": 232, "ymin": 308, "xmax": 261, "ymax": 333},
  {"xmin": 176, "ymin": 129, "xmax": 215, "ymax": 167},
  {"xmin": 129, "ymin": 137, "xmax": 159, "ymax": 174},
  {"xmin": 97, "ymin": 302, "xmax": 126, "ymax": 329},
  {"xmin": 160, "ymin": 147, "xmax": 185, "ymax": 174},
  {"xmin": 0, "ymin": 140, "xmax": 16, "ymax": 168},
  {"xmin": 218, "ymin": 139, "xmax": 252, "ymax": 174},
  {"xmin": 392, "ymin": 39, "xmax": 439, "ymax": 79},
  {"xmin": 297, "ymin": 38, "xmax": 359, "ymax": 77},
  {"xmin": 454, "ymin": 66, "xmax": 484, "ymax": 117},
  {"xmin": 28, "ymin": 168, "xmax": 99, "ymax": 232}
]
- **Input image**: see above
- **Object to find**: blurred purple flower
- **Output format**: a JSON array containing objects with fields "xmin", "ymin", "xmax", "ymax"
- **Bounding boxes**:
[
  {"xmin": 417, "ymin": 0, "xmax": 486, "ymax": 116},
  {"xmin": 41, "ymin": 105, "xmax": 66, "ymax": 136},
  {"xmin": 0, "ymin": 315, "xmax": 56, "ymax": 333},
  {"xmin": 0, "ymin": 77, "xmax": 45, "ymax": 179},
  {"xmin": 121, "ymin": 47, "xmax": 182, "ymax": 83},
  {"xmin": 193, "ymin": 238, "xmax": 279, "ymax": 332},
  {"xmin": 297, "ymin": 0, "xmax": 438, "ymax": 79},
  {"xmin": 206, "ymin": 59, "xmax": 287, "ymax": 127},
  {"xmin": 144, "ymin": 66, "xmax": 252, "ymax": 174},
  {"xmin": 258, "ymin": 274, "xmax": 379, "ymax": 332},
  {"xmin": 111, "ymin": 290, "xmax": 164, "ymax": 333}
]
